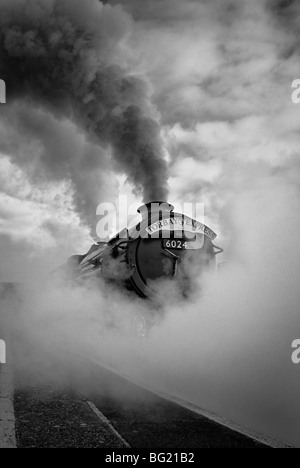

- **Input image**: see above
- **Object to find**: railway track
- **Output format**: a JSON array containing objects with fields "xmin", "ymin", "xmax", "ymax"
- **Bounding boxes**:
[{"xmin": 76, "ymin": 355, "xmax": 290, "ymax": 449}]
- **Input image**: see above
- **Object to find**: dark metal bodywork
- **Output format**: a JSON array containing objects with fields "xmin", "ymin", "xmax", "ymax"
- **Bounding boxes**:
[{"xmin": 64, "ymin": 202, "xmax": 222, "ymax": 299}]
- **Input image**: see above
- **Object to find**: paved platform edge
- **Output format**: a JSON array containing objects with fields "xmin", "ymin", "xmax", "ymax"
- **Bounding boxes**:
[
  {"xmin": 83, "ymin": 355, "xmax": 292, "ymax": 449},
  {"xmin": 0, "ymin": 362, "xmax": 16, "ymax": 448}
]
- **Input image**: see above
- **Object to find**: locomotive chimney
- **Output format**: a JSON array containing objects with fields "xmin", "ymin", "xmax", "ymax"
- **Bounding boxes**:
[{"xmin": 138, "ymin": 201, "xmax": 174, "ymax": 223}]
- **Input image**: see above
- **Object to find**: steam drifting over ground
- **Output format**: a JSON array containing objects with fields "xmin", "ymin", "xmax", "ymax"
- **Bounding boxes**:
[
  {"xmin": 7, "ymin": 164, "xmax": 300, "ymax": 448},
  {"xmin": 1, "ymin": 0, "xmax": 300, "ymax": 449}
]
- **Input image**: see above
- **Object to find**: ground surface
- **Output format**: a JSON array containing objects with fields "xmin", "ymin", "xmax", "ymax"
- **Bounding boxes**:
[
  {"xmin": 86, "ymin": 368, "xmax": 268, "ymax": 449},
  {"xmin": 92, "ymin": 394, "xmax": 268, "ymax": 449},
  {"xmin": 14, "ymin": 385, "xmax": 126, "ymax": 449},
  {"xmin": 13, "ymin": 363, "xmax": 270, "ymax": 449}
]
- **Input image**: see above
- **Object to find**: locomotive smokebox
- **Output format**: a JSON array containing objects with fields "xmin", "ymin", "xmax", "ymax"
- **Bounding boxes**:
[
  {"xmin": 64, "ymin": 200, "xmax": 222, "ymax": 300},
  {"xmin": 137, "ymin": 201, "xmax": 175, "ymax": 224}
]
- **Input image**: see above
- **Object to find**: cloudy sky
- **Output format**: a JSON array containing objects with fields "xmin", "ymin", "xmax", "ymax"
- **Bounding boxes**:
[
  {"xmin": 2, "ymin": 1, "xmax": 300, "ymax": 447},
  {"xmin": 0, "ymin": 0, "xmax": 299, "ymax": 279}
]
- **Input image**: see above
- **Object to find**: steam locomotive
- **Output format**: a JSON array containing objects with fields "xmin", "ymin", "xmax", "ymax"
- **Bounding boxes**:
[{"xmin": 61, "ymin": 201, "xmax": 223, "ymax": 300}]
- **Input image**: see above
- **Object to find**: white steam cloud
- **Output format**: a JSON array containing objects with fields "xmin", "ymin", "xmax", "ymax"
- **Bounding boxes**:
[
  {"xmin": 0, "ymin": 0, "xmax": 168, "ymax": 231},
  {"xmin": 1, "ymin": 0, "xmax": 300, "ymax": 450},
  {"xmin": 7, "ymin": 163, "xmax": 300, "ymax": 448}
]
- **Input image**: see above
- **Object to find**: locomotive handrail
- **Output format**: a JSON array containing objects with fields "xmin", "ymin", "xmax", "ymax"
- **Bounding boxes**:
[
  {"xmin": 116, "ymin": 239, "xmax": 136, "ymax": 249},
  {"xmin": 213, "ymin": 244, "xmax": 224, "ymax": 255},
  {"xmin": 162, "ymin": 249, "xmax": 181, "ymax": 277}
]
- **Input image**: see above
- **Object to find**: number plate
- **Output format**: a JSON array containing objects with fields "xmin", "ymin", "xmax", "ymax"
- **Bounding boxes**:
[{"xmin": 163, "ymin": 240, "xmax": 189, "ymax": 250}]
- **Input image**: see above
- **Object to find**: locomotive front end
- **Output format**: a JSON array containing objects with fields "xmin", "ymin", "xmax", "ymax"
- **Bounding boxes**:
[
  {"xmin": 123, "ymin": 201, "xmax": 221, "ymax": 297},
  {"xmin": 66, "ymin": 201, "xmax": 222, "ymax": 300},
  {"xmin": 76, "ymin": 201, "xmax": 221, "ymax": 299}
]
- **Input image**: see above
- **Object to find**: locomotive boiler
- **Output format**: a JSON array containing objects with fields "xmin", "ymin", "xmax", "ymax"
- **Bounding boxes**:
[{"xmin": 62, "ymin": 201, "xmax": 223, "ymax": 299}]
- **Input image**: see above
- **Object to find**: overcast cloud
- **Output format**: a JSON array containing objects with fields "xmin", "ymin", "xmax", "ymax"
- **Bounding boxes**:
[
  {"xmin": 1, "ymin": 0, "xmax": 300, "ymax": 447},
  {"xmin": 1, "ymin": 0, "xmax": 300, "ymax": 253}
]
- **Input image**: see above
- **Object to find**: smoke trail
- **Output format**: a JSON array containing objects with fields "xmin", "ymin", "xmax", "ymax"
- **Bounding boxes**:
[
  {"xmin": 7, "ymin": 160, "xmax": 300, "ymax": 448},
  {"xmin": 2, "ymin": 0, "xmax": 300, "ymax": 449},
  {"xmin": 0, "ymin": 0, "xmax": 168, "ymax": 229}
]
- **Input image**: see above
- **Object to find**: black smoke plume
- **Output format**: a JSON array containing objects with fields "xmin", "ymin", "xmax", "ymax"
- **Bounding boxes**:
[{"xmin": 0, "ymin": 0, "xmax": 168, "ymax": 227}]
